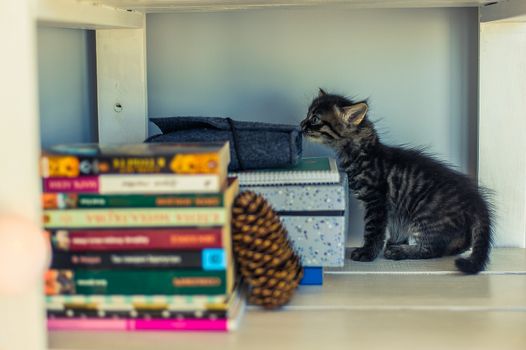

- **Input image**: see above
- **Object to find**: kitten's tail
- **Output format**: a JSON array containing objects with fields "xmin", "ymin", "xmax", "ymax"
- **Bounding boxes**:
[{"xmin": 455, "ymin": 209, "xmax": 493, "ymax": 274}]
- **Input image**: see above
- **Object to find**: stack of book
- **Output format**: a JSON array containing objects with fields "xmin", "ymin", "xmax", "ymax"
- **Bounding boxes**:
[
  {"xmin": 232, "ymin": 157, "xmax": 348, "ymax": 285},
  {"xmin": 41, "ymin": 142, "xmax": 244, "ymax": 331}
]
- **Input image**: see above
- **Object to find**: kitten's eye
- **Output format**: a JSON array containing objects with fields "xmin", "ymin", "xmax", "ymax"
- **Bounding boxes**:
[{"xmin": 311, "ymin": 115, "xmax": 321, "ymax": 125}]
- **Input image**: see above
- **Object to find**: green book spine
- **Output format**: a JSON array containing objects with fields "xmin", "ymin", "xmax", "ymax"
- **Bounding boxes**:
[
  {"xmin": 46, "ymin": 269, "xmax": 227, "ymax": 295},
  {"xmin": 43, "ymin": 208, "xmax": 227, "ymax": 228},
  {"xmin": 42, "ymin": 193, "xmax": 225, "ymax": 209}
]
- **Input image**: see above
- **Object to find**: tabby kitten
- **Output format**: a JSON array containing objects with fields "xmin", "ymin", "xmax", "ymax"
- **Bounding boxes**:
[{"xmin": 300, "ymin": 89, "xmax": 492, "ymax": 274}]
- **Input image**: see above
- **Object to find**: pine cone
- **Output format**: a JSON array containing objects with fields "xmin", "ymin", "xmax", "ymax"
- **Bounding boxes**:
[{"xmin": 232, "ymin": 191, "xmax": 303, "ymax": 309}]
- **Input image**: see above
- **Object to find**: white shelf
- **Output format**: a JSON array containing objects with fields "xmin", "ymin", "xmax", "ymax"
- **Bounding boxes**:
[
  {"xmin": 49, "ymin": 249, "xmax": 526, "ymax": 350},
  {"xmin": 36, "ymin": 0, "xmax": 497, "ymax": 29},
  {"xmin": 36, "ymin": 0, "xmax": 526, "ymax": 30},
  {"xmin": 48, "ymin": 311, "xmax": 526, "ymax": 350},
  {"xmin": 4, "ymin": 1, "xmax": 524, "ymax": 349},
  {"xmin": 480, "ymin": 0, "xmax": 526, "ymax": 22},
  {"xmin": 37, "ymin": 0, "xmax": 144, "ymax": 29},
  {"xmin": 93, "ymin": 0, "xmax": 496, "ymax": 12}
]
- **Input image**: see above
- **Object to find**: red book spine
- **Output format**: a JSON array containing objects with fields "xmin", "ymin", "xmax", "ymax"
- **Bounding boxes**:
[
  {"xmin": 50, "ymin": 229, "xmax": 223, "ymax": 251},
  {"xmin": 44, "ymin": 177, "xmax": 99, "ymax": 193}
]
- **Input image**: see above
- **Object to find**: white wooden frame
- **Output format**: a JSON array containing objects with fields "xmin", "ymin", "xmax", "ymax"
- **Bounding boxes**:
[
  {"xmin": 479, "ymin": 0, "xmax": 526, "ymax": 247},
  {"xmin": 480, "ymin": 0, "xmax": 526, "ymax": 22},
  {"xmin": 37, "ymin": 0, "xmax": 148, "ymax": 145},
  {"xmin": 96, "ymin": 25, "xmax": 148, "ymax": 144},
  {"xmin": 37, "ymin": 0, "xmax": 144, "ymax": 29},
  {"xmin": 0, "ymin": 1, "xmax": 46, "ymax": 350},
  {"xmin": 1, "ymin": 1, "xmax": 525, "ymax": 349},
  {"xmin": 95, "ymin": 0, "xmax": 495, "ymax": 12}
]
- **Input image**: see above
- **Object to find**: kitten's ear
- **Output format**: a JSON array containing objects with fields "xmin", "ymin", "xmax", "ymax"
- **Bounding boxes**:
[
  {"xmin": 318, "ymin": 88, "xmax": 328, "ymax": 97},
  {"xmin": 341, "ymin": 103, "xmax": 368, "ymax": 126}
]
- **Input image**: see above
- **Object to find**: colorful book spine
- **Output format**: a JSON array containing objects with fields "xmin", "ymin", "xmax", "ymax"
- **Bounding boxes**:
[
  {"xmin": 41, "ymin": 153, "xmax": 223, "ymax": 177},
  {"xmin": 43, "ymin": 208, "xmax": 227, "ymax": 228},
  {"xmin": 45, "ymin": 269, "xmax": 227, "ymax": 295},
  {"xmin": 47, "ymin": 309, "xmax": 226, "ymax": 320},
  {"xmin": 47, "ymin": 318, "xmax": 228, "ymax": 331},
  {"xmin": 49, "ymin": 228, "xmax": 223, "ymax": 251},
  {"xmin": 50, "ymin": 249, "xmax": 226, "ymax": 270},
  {"xmin": 42, "ymin": 193, "xmax": 225, "ymax": 209},
  {"xmin": 46, "ymin": 294, "xmax": 229, "ymax": 310},
  {"xmin": 43, "ymin": 174, "xmax": 222, "ymax": 194}
]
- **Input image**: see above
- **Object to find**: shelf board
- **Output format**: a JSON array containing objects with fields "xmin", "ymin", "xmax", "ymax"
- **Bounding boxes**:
[
  {"xmin": 48, "ymin": 248, "xmax": 526, "ymax": 350},
  {"xmin": 89, "ymin": 0, "xmax": 496, "ymax": 13},
  {"xmin": 38, "ymin": 0, "xmax": 518, "ymax": 29},
  {"xmin": 37, "ymin": 0, "xmax": 144, "ymax": 29},
  {"xmin": 480, "ymin": 0, "xmax": 526, "ymax": 22},
  {"xmin": 327, "ymin": 247, "xmax": 526, "ymax": 274},
  {"xmin": 48, "ymin": 310, "xmax": 526, "ymax": 350}
]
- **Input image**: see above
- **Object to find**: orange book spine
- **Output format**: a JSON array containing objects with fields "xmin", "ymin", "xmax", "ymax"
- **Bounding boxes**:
[{"xmin": 41, "ymin": 153, "xmax": 222, "ymax": 178}]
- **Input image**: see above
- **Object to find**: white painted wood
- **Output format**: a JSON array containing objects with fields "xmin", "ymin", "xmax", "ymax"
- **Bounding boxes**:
[
  {"xmin": 37, "ymin": 0, "xmax": 144, "ymax": 29},
  {"xmin": 50, "ymin": 310, "xmax": 526, "ymax": 350},
  {"xmin": 0, "ymin": 1, "xmax": 47, "ymax": 350},
  {"xmin": 96, "ymin": 19, "xmax": 148, "ymax": 144},
  {"xmin": 481, "ymin": 0, "xmax": 526, "ymax": 23},
  {"xmin": 479, "ymin": 21, "xmax": 526, "ymax": 248},
  {"xmin": 95, "ymin": 0, "xmax": 495, "ymax": 13},
  {"xmin": 327, "ymin": 248, "xmax": 526, "ymax": 273},
  {"xmin": 49, "ymin": 261, "xmax": 526, "ymax": 350}
]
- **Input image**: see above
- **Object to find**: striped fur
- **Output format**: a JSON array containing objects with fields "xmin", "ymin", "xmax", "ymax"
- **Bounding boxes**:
[{"xmin": 300, "ymin": 90, "xmax": 492, "ymax": 274}]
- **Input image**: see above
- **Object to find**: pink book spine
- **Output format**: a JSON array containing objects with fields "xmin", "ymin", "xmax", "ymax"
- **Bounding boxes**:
[
  {"xmin": 44, "ymin": 177, "xmax": 99, "ymax": 193},
  {"xmin": 48, "ymin": 319, "xmax": 126, "ymax": 331},
  {"xmin": 132, "ymin": 319, "xmax": 227, "ymax": 331},
  {"xmin": 48, "ymin": 318, "xmax": 227, "ymax": 331}
]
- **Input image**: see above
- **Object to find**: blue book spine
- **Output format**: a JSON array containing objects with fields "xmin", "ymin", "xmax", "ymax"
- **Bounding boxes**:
[{"xmin": 300, "ymin": 267, "xmax": 323, "ymax": 285}]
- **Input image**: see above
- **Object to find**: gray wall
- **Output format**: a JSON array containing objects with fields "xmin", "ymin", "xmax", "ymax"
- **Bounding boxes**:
[
  {"xmin": 37, "ymin": 27, "xmax": 97, "ymax": 148},
  {"xmin": 146, "ymin": 8, "xmax": 479, "ymax": 246},
  {"xmin": 36, "ymin": 8, "xmax": 478, "ymax": 247}
]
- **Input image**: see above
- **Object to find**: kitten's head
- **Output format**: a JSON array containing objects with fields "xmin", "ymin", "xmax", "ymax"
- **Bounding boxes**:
[{"xmin": 300, "ymin": 89, "xmax": 376, "ymax": 149}]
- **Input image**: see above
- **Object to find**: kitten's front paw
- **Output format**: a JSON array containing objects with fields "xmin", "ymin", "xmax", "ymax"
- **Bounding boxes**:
[
  {"xmin": 350, "ymin": 247, "xmax": 378, "ymax": 262},
  {"xmin": 384, "ymin": 246, "xmax": 407, "ymax": 260}
]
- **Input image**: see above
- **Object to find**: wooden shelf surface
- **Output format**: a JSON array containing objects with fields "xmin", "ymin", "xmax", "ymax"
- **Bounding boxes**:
[
  {"xmin": 94, "ymin": 0, "xmax": 495, "ymax": 12},
  {"xmin": 36, "ymin": 0, "xmax": 500, "ymax": 29},
  {"xmin": 49, "ymin": 248, "xmax": 526, "ymax": 350}
]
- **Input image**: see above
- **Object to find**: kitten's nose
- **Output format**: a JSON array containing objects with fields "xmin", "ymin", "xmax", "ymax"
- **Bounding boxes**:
[{"xmin": 300, "ymin": 119, "xmax": 307, "ymax": 130}]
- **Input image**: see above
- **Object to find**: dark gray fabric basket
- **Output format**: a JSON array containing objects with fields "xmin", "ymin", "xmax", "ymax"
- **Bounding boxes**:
[{"xmin": 146, "ymin": 117, "xmax": 303, "ymax": 171}]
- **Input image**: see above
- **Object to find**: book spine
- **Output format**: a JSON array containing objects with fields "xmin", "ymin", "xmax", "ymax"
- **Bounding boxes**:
[
  {"xmin": 50, "ymin": 249, "xmax": 226, "ymax": 270},
  {"xmin": 41, "ymin": 153, "xmax": 222, "ymax": 177},
  {"xmin": 49, "ymin": 229, "xmax": 223, "ymax": 251},
  {"xmin": 43, "ymin": 174, "xmax": 222, "ymax": 194},
  {"xmin": 47, "ymin": 318, "xmax": 227, "ymax": 331},
  {"xmin": 47, "ymin": 318, "xmax": 126, "ymax": 331},
  {"xmin": 47, "ymin": 309, "xmax": 227, "ymax": 320},
  {"xmin": 46, "ymin": 294, "xmax": 228, "ymax": 308},
  {"xmin": 299, "ymin": 267, "xmax": 323, "ymax": 286},
  {"xmin": 45, "ymin": 269, "xmax": 227, "ymax": 295},
  {"xmin": 43, "ymin": 208, "xmax": 226, "ymax": 228},
  {"xmin": 42, "ymin": 193, "xmax": 225, "ymax": 209},
  {"xmin": 132, "ymin": 319, "xmax": 227, "ymax": 331},
  {"xmin": 43, "ymin": 177, "xmax": 99, "ymax": 193}
]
